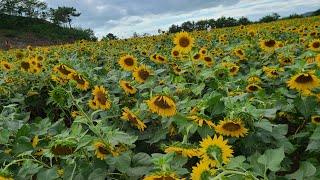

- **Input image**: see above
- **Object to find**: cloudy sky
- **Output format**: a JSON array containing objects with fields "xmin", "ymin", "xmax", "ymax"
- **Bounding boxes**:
[{"xmin": 42, "ymin": 0, "xmax": 319, "ymax": 39}]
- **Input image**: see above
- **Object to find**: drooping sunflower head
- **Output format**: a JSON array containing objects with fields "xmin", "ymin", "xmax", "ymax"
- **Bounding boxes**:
[
  {"xmin": 228, "ymin": 65, "xmax": 240, "ymax": 76},
  {"xmin": 94, "ymin": 141, "xmax": 118, "ymax": 160},
  {"xmin": 119, "ymin": 80, "xmax": 137, "ymax": 95},
  {"xmin": 309, "ymin": 39, "xmax": 320, "ymax": 51},
  {"xmin": 119, "ymin": 54, "xmax": 138, "ymax": 71},
  {"xmin": 246, "ymin": 83, "xmax": 262, "ymax": 93},
  {"xmin": 50, "ymin": 139, "xmax": 76, "ymax": 156},
  {"xmin": 247, "ymin": 76, "xmax": 262, "ymax": 84},
  {"xmin": 234, "ymin": 48, "xmax": 245, "ymax": 58},
  {"xmin": 164, "ymin": 142, "xmax": 199, "ymax": 158},
  {"xmin": 143, "ymin": 172, "xmax": 182, "ymax": 180},
  {"xmin": 190, "ymin": 161, "xmax": 216, "ymax": 180},
  {"xmin": 147, "ymin": 95, "xmax": 176, "ymax": 117},
  {"xmin": 132, "ymin": 64, "xmax": 153, "ymax": 84},
  {"xmin": 192, "ymin": 53, "xmax": 202, "ymax": 62},
  {"xmin": 287, "ymin": 70, "xmax": 320, "ymax": 91},
  {"xmin": 121, "ymin": 107, "xmax": 147, "ymax": 131},
  {"xmin": 15, "ymin": 51, "xmax": 25, "ymax": 60},
  {"xmin": 279, "ymin": 56, "xmax": 295, "ymax": 65},
  {"xmin": 21, "ymin": 60, "xmax": 31, "ymax": 72},
  {"xmin": 199, "ymin": 135, "xmax": 233, "ymax": 167},
  {"xmin": 49, "ymin": 86, "xmax": 69, "ymax": 107},
  {"xmin": 92, "ymin": 85, "xmax": 111, "ymax": 110},
  {"xmin": 155, "ymin": 53, "xmax": 167, "ymax": 64},
  {"xmin": 214, "ymin": 119, "xmax": 249, "ymax": 138},
  {"xmin": 311, "ymin": 115, "xmax": 320, "ymax": 125},
  {"xmin": 68, "ymin": 73, "xmax": 90, "ymax": 91},
  {"xmin": 53, "ymin": 64, "xmax": 75, "ymax": 78},
  {"xmin": 173, "ymin": 31, "xmax": 195, "ymax": 52}
]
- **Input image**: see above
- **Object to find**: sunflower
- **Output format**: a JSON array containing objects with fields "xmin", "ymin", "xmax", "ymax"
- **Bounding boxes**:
[
  {"xmin": 246, "ymin": 83, "xmax": 262, "ymax": 92},
  {"xmin": 144, "ymin": 173, "xmax": 183, "ymax": 180},
  {"xmin": 1, "ymin": 61, "xmax": 13, "ymax": 71},
  {"xmin": 309, "ymin": 39, "xmax": 320, "ymax": 51},
  {"xmin": 262, "ymin": 66, "xmax": 284, "ymax": 78},
  {"xmin": 171, "ymin": 47, "xmax": 181, "ymax": 58},
  {"xmin": 92, "ymin": 85, "xmax": 111, "ymax": 110},
  {"xmin": 214, "ymin": 67, "xmax": 229, "ymax": 81},
  {"xmin": 247, "ymin": 76, "xmax": 261, "ymax": 84},
  {"xmin": 278, "ymin": 56, "xmax": 294, "ymax": 65},
  {"xmin": 155, "ymin": 53, "xmax": 167, "ymax": 64},
  {"xmin": 173, "ymin": 31, "xmax": 195, "ymax": 52},
  {"xmin": 36, "ymin": 55, "xmax": 45, "ymax": 61},
  {"xmin": 150, "ymin": 53, "xmax": 158, "ymax": 62},
  {"xmin": 287, "ymin": 70, "xmax": 320, "ymax": 91},
  {"xmin": 94, "ymin": 141, "xmax": 118, "ymax": 160},
  {"xmin": 147, "ymin": 95, "xmax": 176, "ymax": 117},
  {"xmin": 199, "ymin": 135, "xmax": 233, "ymax": 167},
  {"xmin": 119, "ymin": 54, "xmax": 138, "ymax": 71},
  {"xmin": 35, "ymin": 148, "xmax": 44, "ymax": 156},
  {"xmin": 15, "ymin": 51, "xmax": 25, "ymax": 59},
  {"xmin": 311, "ymin": 115, "xmax": 320, "ymax": 125},
  {"xmin": 121, "ymin": 107, "xmax": 147, "ymax": 131},
  {"xmin": 119, "ymin": 80, "xmax": 137, "ymax": 95},
  {"xmin": 88, "ymin": 99, "xmax": 99, "ymax": 110},
  {"xmin": 164, "ymin": 143, "xmax": 198, "ymax": 158},
  {"xmin": 190, "ymin": 161, "xmax": 216, "ymax": 180},
  {"xmin": 187, "ymin": 115, "xmax": 215, "ymax": 128},
  {"xmin": 234, "ymin": 48, "xmax": 245, "ymax": 58},
  {"xmin": 68, "ymin": 73, "xmax": 90, "ymax": 91},
  {"xmin": 50, "ymin": 140, "xmax": 76, "ymax": 156},
  {"xmin": 51, "ymin": 74, "xmax": 68, "ymax": 85},
  {"xmin": 132, "ymin": 64, "xmax": 153, "ymax": 84},
  {"xmin": 202, "ymin": 56, "xmax": 214, "ymax": 67},
  {"xmin": 53, "ymin": 64, "xmax": 75, "ymax": 78},
  {"xmin": 192, "ymin": 53, "xmax": 202, "ymax": 62},
  {"xmin": 260, "ymin": 39, "xmax": 278, "ymax": 52},
  {"xmin": 21, "ymin": 60, "xmax": 31, "ymax": 72},
  {"xmin": 228, "ymin": 65, "xmax": 239, "ymax": 76},
  {"xmin": 214, "ymin": 119, "xmax": 248, "ymax": 138}
]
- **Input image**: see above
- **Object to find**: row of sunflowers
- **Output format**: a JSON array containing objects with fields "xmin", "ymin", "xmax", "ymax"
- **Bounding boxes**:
[{"xmin": 0, "ymin": 15, "xmax": 320, "ymax": 179}]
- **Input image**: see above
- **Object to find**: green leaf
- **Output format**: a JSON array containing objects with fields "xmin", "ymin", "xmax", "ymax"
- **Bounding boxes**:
[
  {"xmin": 0, "ymin": 129, "xmax": 10, "ymax": 144},
  {"xmin": 18, "ymin": 160, "xmax": 42, "ymax": 178},
  {"xmin": 16, "ymin": 124, "xmax": 30, "ymax": 139},
  {"xmin": 191, "ymin": 83, "xmax": 205, "ymax": 95},
  {"xmin": 37, "ymin": 167, "xmax": 59, "ymax": 180},
  {"xmin": 88, "ymin": 168, "xmax": 107, "ymax": 180},
  {"xmin": 226, "ymin": 156, "xmax": 246, "ymax": 169},
  {"xmin": 247, "ymin": 152, "xmax": 265, "ymax": 177},
  {"xmin": 126, "ymin": 166, "xmax": 150, "ymax": 177},
  {"xmin": 112, "ymin": 130, "xmax": 137, "ymax": 145},
  {"xmin": 257, "ymin": 147, "xmax": 285, "ymax": 171},
  {"xmin": 293, "ymin": 96, "xmax": 317, "ymax": 119},
  {"xmin": 115, "ymin": 152, "xmax": 131, "ymax": 173},
  {"xmin": 254, "ymin": 119, "xmax": 273, "ymax": 132},
  {"xmin": 286, "ymin": 161, "xmax": 316, "ymax": 179},
  {"xmin": 12, "ymin": 136, "xmax": 33, "ymax": 153},
  {"xmin": 75, "ymin": 135, "xmax": 94, "ymax": 152},
  {"xmin": 306, "ymin": 140, "xmax": 320, "ymax": 152},
  {"xmin": 206, "ymin": 94, "xmax": 225, "ymax": 115},
  {"xmin": 310, "ymin": 126, "xmax": 320, "ymax": 140},
  {"xmin": 197, "ymin": 125, "xmax": 215, "ymax": 138},
  {"xmin": 132, "ymin": 152, "xmax": 152, "ymax": 166}
]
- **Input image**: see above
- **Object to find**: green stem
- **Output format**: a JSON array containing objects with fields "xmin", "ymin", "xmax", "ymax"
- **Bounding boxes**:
[
  {"xmin": 3, "ymin": 158, "xmax": 50, "ymax": 171},
  {"xmin": 210, "ymin": 170, "xmax": 247, "ymax": 180}
]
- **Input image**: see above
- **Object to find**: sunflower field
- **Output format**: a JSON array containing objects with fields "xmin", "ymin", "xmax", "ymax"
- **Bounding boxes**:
[{"xmin": 1, "ymin": 15, "xmax": 320, "ymax": 180}]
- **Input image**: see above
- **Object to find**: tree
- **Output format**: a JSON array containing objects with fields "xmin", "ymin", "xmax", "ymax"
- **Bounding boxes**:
[
  {"xmin": 311, "ymin": 8, "xmax": 320, "ymax": 16},
  {"xmin": 168, "ymin": 24, "xmax": 181, "ymax": 33},
  {"xmin": 259, "ymin": 13, "xmax": 280, "ymax": 23},
  {"xmin": 49, "ymin": 6, "xmax": 80, "ymax": 28},
  {"xmin": 104, "ymin": 33, "xmax": 118, "ymax": 40},
  {"xmin": 238, "ymin": 17, "xmax": 251, "ymax": 25}
]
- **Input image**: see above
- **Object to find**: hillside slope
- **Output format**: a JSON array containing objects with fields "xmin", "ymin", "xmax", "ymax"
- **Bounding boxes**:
[{"xmin": 0, "ymin": 14, "xmax": 96, "ymax": 50}]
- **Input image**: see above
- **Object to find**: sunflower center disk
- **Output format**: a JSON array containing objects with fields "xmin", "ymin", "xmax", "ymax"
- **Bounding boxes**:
[
  {"xmin": 222, "ymin": 122, "xmax": 241, "ymax": 131},
  {"xmin": 249, "ymin": 85, "xmax": 259, "ymax": 91},
  {"xmin": 96, "ymin": 91, "xmax": 107, "ymax": 105},
  {"xmin": 73, "ymin": 75, "xmax": 86, "ymax": 85},
  {"xmin": 128, "ymin": 113, "xmax": 139, "ymax": 124},
  {"xmin": 154, "ymin": 96, "xmax": 172, "ymax": 109},
  {"xmin": 153, "ymin": 176, "xmax": 176, "ymax": 180},
  {"xmin": 295, "ymin": 74, "xmax": 313, "ymax": 83},
  {"xmin": 125, "ymin": 83, "xmax": 134, "ymax": 90},
  {"xmin": 173, "ymin": 51, "xmax": 179, "ymax": 56},
  {"xmin": 98, "ymin": 146, "xmax": 109, "ymax": 155},
  {"xmin": 204, "ymin": 57, "xmax": 212, "ymax": 62},
  {"xmin": 237, "ymin": 50, "xmax": 243, "ymax": 55},
  {"xmin": 179, "ymin": 37, "xmax": 190, "ymax": 47},
  {"xmin": 124, "ymin": 58, "xmax": 134, "ymax": 66},
  {"xmin": 138, "ymin": 69, "xmax": 150, "ymax": 80},
  {"xmin": 265, "ymin": 40, "xmax": 276, "ymax": 47},
  {"xmin": 314, "ymin": 117, "xmax": 320, "ymax": 122},
  {"xmin": 51, "ymin": 145, "xmax": 75, "ymax": 156},
  {"xmin": 313, "ymin": 42, "xmax": 320, "ymax": 48},
  {"xmin": 58, "ymin": 66, "xmax": 72, "ymax": 75}
]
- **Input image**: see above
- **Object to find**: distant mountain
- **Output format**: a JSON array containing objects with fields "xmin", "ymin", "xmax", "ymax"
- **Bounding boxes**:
[{"xmin": 302, "ymin": 11, "xmax": 314, "ymax": 17}]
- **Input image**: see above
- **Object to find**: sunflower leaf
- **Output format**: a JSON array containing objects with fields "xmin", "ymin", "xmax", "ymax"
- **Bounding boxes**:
[
  {"xmin": 293, "ymin": 96, "xmax": 317, "ymax": 119},
  {"xmin": 310, "ymin": 126, "xmax": 320, "ymax": 140},
  {"xmin": 257, "ymin": 147, "xmax": 285, "ymax": 172},
  {"xmin": 286, "ymin": 161, "xmax": 316, "ymax": 180}
]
